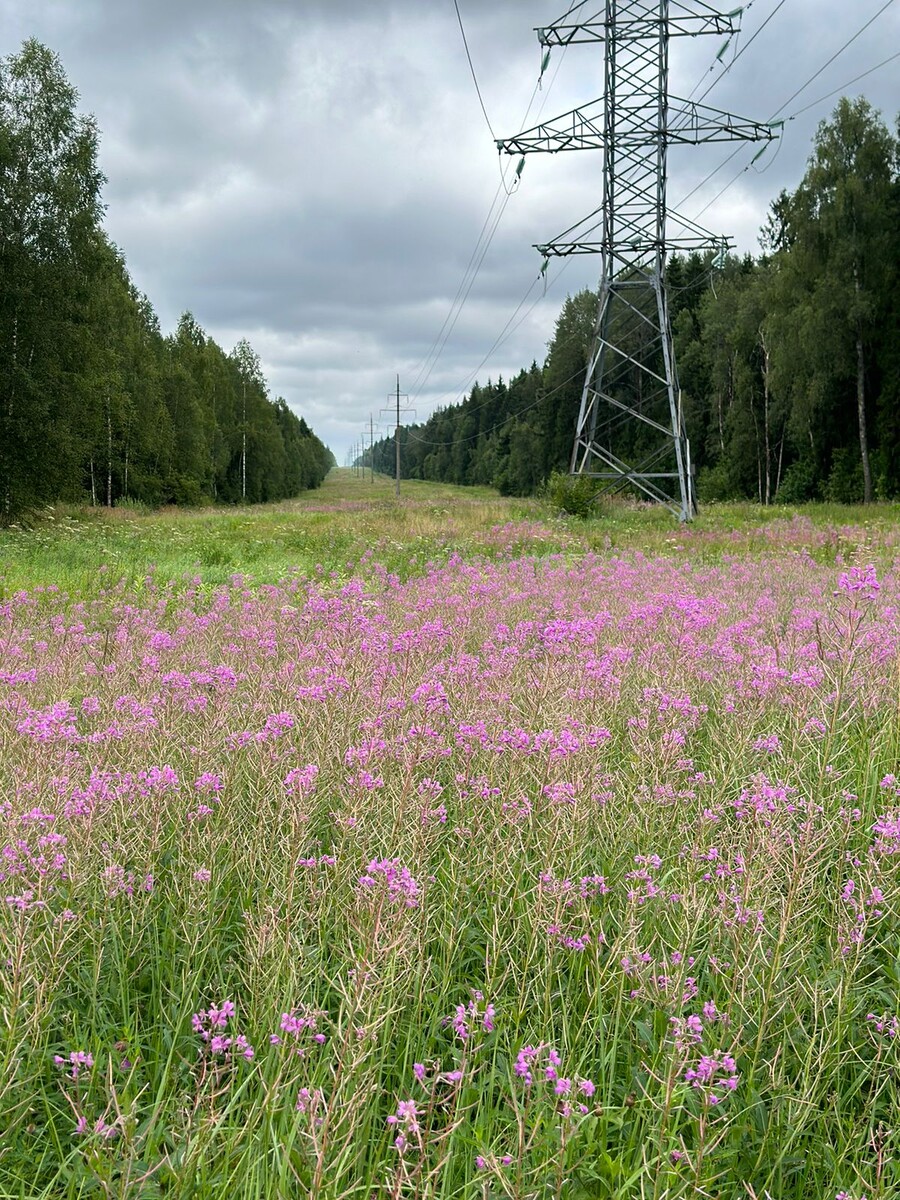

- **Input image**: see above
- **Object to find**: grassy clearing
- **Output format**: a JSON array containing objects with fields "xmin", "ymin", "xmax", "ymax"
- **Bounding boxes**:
[
  {"xmin": 3, "ymin": 469, "xmax": 899, "ymax": 596},
  {"xmin": 1, "ymin": 473, "xmax": 898, "ymax": 1198}
]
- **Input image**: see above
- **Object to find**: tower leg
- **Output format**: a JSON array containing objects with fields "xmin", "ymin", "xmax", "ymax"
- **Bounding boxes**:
[{"xmin": 570, "ymin": 262, "xmax": 694, "ymax": 521}]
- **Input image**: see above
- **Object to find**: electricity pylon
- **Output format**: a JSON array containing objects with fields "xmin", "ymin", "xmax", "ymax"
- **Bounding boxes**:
[
  {"xmin": 380, "ymin": 376, "xmax": 416, "ymax": 499},
  {"xmin": 361, "ymin": 415, "xmax": 379, "ymax": 482},
  {"xmin": 497, "ymin": 2, "xmax": 778, "ymax": 520}
]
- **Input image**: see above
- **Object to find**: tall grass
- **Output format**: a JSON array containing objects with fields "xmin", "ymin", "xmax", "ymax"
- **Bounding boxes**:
[{"xmin": 1, "ymin": 477, "xmax": 898, "ymax": 1197}]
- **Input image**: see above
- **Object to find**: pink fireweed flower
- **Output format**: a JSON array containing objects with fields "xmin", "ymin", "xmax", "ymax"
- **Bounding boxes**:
[
  {"xmin": 514, "ymin": 1045, "xmax": 539, "ymax": 1086},
  {"xmin": 283, "ymin": 764, "xmax": 319, "ymax": 795},
  {"xmin": 54, "ymin": 1050, "xmax": 93, "ymax": 1080},
  {"xmin": 387, "ymin": 1098, "xmax": 420, "ymax": 1153},
  {"xmin": 296, "ymin": 1086, "xmax": 325, "ymax": 1115},
  {"xmin": 702, "ymin": 1000, "xmax": 728, "ymax": 1024},
  {"xmin": 446, "ymin": 992, "xmax": 496, "ymax": 1042},
  {"xmin": 752, "ymin": 733, "xmax": 781, "ymax": 753},
  {"xmin": 420, "ymin": 803, "xmax": 448, "ymax": 827},
  {"xmin": 194, "ymin": 772, "xmax": 224, "ymax": 794},
  {"xmin": 452, "ymin": 1004, "xmax": 470, "ymax": 1040},
  {"xmin": 192, "ymin": 1001, "xmax": 254, "ymax": 1061},
  {"xmin": 545, "ymin": 1047, "xmax": 562, "ymax": 1082},
  {"xmin": 275, "ymin": 1006, "xmax": 328, "ymax": 1056},
  {"xmin": 867, "ymin": 1012, "xmax": 900, "ymax": 1039},
  {"xmin": 358, "ymin": 858, "xmax": 420, "ymax": 907},
  {"xmin": 207, "ymin": 1001, "xmax": 235, "ymax": 1029},
  {"xmin": 671, "ymin": 1014, "xmax": 703, "ymax": 1053},
  {"xmin": 872, "ymin": 811, "xmax": 900, "ymax": 854},
  {"xmin": 396, "ymin": 1099, "xmax": 418, "ymax": 1127},
  {"xmin": 684, "ymin": 1050, "xmax": 739, "ymax": 1104},
  {"xmin": 836, "ymin": 563, "xmax": 879, "ymax": 599}
]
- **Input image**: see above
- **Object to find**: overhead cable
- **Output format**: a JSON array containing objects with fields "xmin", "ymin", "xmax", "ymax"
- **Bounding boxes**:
[
  {"xmin": 771, "ymin": 0, "xmax": 897, "ymax": 118},
  {"xmin": 453, "ymin": 0, "xmax": 497, "ymax": 141},
  {"xmin": 676, "ymin": 0, "xmax": 897, "ymax": 218},
  {"xmin": 786, "ymin": 48, "xmax": 900, "ymax": 119}
]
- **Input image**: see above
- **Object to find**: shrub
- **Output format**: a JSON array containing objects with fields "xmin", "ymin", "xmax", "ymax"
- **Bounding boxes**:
[
  {"xmin": 824, "ymin": 448, "xmax": 864, "ymax": 504},
  {"xmin": 775, "ymin": 459, "xmax": 818, "ymax": 504},
  {"xmin": 696, "ymin": 461, "xmax": 738, "ymax": 503},
  {"xmin": 543, "ymin": 470, "xmax": 604, "ymax": 518}
]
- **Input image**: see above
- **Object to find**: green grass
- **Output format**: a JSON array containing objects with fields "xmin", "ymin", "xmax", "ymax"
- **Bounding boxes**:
[{"xmin": 2, "ymin": 469, "xmax": 899, "ymax": 598}]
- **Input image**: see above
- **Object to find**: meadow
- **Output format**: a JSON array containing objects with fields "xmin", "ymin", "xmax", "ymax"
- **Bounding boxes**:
[{"xmin": 2, "ymin": 471, "xmax": 900, "ymax": 1199}]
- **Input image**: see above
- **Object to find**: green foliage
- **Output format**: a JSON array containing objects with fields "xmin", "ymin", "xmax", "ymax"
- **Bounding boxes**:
[
  {"xmin": 696, "ymin": 461, "xmax": 737, "ymax": 503},
  {"xmin": 775, "ymin": 459, "xmax": 818, "ymax": 505},
  {"xmin": 543, "ymin": 470, "xmax": 603, "ymax": 518},
  {"xmin": 0, "ymin": 41, "xmax": 333, "ymax": 522},
  {"xmin": 824, "ymin": 447, "xmax": 865, "ymax": 504},
  {"xmin": 0, "ymin": 40, "xmax": 105, "ymax": 516}
]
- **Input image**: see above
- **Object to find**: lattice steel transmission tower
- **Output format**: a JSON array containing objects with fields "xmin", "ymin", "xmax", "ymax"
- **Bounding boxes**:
[{"xmin": 497, "ymin": 2, "xmax": 778, "ymax": 520}]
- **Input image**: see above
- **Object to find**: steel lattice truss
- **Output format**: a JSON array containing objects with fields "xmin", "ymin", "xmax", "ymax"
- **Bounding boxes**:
[{"xmin": 497, "ymin": 1, "xmax": 776, "ymax": 520}]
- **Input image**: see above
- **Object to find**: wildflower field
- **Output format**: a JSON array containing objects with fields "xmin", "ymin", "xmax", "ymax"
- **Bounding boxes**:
[{"xmin": 3, "ymin": 474, "xmax": 900, "ymax": 1199}]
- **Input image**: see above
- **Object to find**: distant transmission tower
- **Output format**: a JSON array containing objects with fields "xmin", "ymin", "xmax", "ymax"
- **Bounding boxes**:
[
  {"xmin": 380, "ymin": 376, "xmax": 416, "ymax": 499},
  {"xmin": 498, "ymin": 2, "xmax": 777, "ymax": 520}
]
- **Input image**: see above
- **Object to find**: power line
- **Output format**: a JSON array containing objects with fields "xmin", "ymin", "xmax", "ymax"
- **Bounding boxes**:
[
  {"xmin": 411, "ymin": 264, "xmax": 565, "ymax": 427},
  {"xmin": 689, "ymin": 0, "xmax": 790, "ymax": 106},
  {"xmin": 407, "ymin": 179, "xmax": 514, "ymax": 397},
  {"xmin": 691, "ymin": 144, "xmax": 776, "ymax": 221},
  {"xmin": 772, "ymin": 0, "xmax": 897, "ymax": 118},
  {"xmin": 404, "ymin": 322, "xmax": 690, "ymax": 451},
  {"xmin": 786, "ymin": 48, "xmax": 900, "ymax": 120},
  {"xmin": 393, "ymin": 3, "xmax": 899, "ymax": 466},
  {"xmin": 453, "ymin": 0, "xmax": 496, "ymax": 141},
  {"xmin": 675, "ymin": 0, "xmax": 898, "ymax": 220},
  {"xmin": 381, "ymin": 253, "xmax": 718, "ymax": 457},
  {"xmin": 685, "ymin": 0, "xmax": 753, "ymax": 102},
  {"xmin": 408, "ymin": 33, "xmax": 571, "ymax": 405},
  {"xmin": 406, "ymin": 358, "xmax": 587, "ymax": 448},
  {"xmin": 400, "ymin": 255, "xmax": 717, "ymax": 450},
  {"xmin": 407, "ymin": 3, "xmax": 524, "ymax": 397},
  {"xmin": 419, "ymin": 276, "xmax": 545, "ymax": 411}
]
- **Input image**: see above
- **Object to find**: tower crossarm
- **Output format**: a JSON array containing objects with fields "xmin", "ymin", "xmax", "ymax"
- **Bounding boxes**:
[
  {"xmin": 497, "ymin": 98, "xmax": 777, "ymax": 155},
  {"xmin": 537, "ymin": 7, "xmax": 738, "ymax": 46},
  {"xmin": 497, "ymin": 100, "xmax": 607, "ymax": 154},
  {"xmin": 668, "ymin": 100, "xmax": 780, "ymax": 144},
  {"xmin": 538, "ymin": 234, "xmax": 728, "ymax": 256}
]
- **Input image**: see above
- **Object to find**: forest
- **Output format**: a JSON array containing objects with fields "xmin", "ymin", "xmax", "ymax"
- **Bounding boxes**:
[
  {"xmin": 369, "ymin": 96, "xmax": 900, "ymax": 506},
  {"xmin": 0, "ymin": 41, "xmax": 334, "ymax": 522}
]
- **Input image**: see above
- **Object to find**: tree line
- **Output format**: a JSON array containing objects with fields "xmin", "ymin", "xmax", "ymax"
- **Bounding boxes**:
[
  {"xmin": 0, "ymin": 41, "xmax": 333, "ymax": 522},
  {"xmin": 368, "ymin": 96, "xmax": 899, "ymax": 505}
]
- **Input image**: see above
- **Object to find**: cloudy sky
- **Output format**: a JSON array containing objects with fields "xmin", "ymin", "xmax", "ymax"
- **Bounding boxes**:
[{"xmin": 2, "ymin": 0, "xmax": 898, "ymax": 460}]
